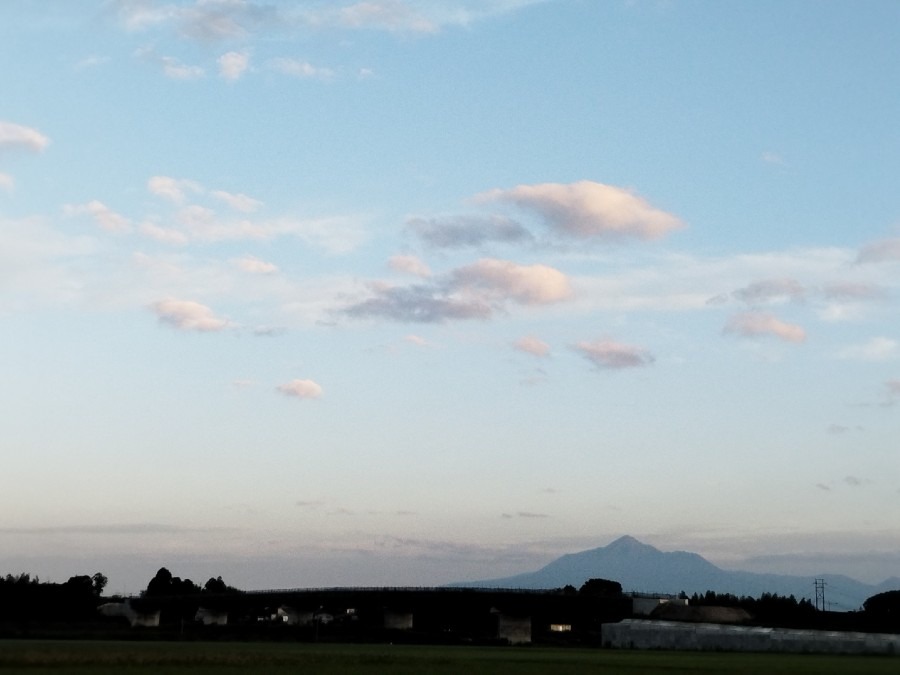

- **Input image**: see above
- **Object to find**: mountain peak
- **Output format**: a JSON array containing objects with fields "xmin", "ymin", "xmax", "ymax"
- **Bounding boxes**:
[{"xmin": 605, "ymin": 535, "xmax": 658, "ymax": 553}]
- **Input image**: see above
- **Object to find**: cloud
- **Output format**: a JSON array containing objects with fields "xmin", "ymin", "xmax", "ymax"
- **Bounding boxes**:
[
  {"xmin": 269, "ymin": 57, "xmax": 333, "ymax": 80},
  {"xmin": 116, "ymin": 0, "xmax": 277, "ymax": 40},
  {"xmin": 407, "ymin": 214, "xmax": 532, "ymax": 248},
  {"xmin": 821, "ymin": 282, "xmax": 887, "ymax": 301},
  {"xmin": 0, "ymin": 173, "xmax": 13, "ymax": 192},
  {"xmin": 479, "ymin": 180, "xmax": 683, "ymax": 240},
  {"xmin": 837, "ymin": 337, "xmax": 898, "ymax": 362},
  {"xmin": 139, "ymin": 221, "xmax": 190, "ymax": 245},
  {"xmin": 218, "ymin": 50, "xmax": 250, "ymax": 80},
  {"xmin": 857, "ymin": 237, "xmax": 900, "ymax": 264},
  {"xmin": 388, "ymin": 254, "xmax": 431, "ymax": 278},
  {"xmin": 151, "ymin": 299, "xmax": 230, "ymax": 332},
  {"xmin": 211, "ymin": 189, "xmax": 262, "ymax": 212},
  {"xmin": 345, "ymin": 283, "xmax": 491, "ymax": 323},
  {"xmin": 148, "ymin": 175, "xmax": 202, "ymax": 203},
  {"xmin": 404, "ymin": 334, "xmax": 429, "ymax": 347},
  {"xmin": 346, "ymin": 258, "xmax": 569, "ymax": 323},
  {"xmin": 513, "ymin": 336, "xmax": 550, "ymax": 357},
  {"xmin": 761, "ymin": 151, "xmax": 786, "ymax": 166},
  {"xmin": 161, "ymin": 55, "xmax": 204, "ymax": 79},
  {"xmin": 843, "ymin": 476, "xmax": 866, "ymax": 487},
  {"xmin": 732, "ymin": 278, "xmax": 805, "ymax": 305},
  {"xmin": 276, "ymin": 378, "xmax": 323, "ymax": 400},
  {"xmin": 0, "ymin": 120, "xmax": 50, "ymax": 153},
  {"xmin": 63, "ymin": 200, "xmax": 132, "ymax": 233},
  {"xmin": 336, "ymin": 1, "xmax": 437, "ymax": 33},
  {"xmin": 452, "ymin": 258, "xmax": 571, "ymax": 305},
  {"xmin": 723, "ymin": 312, "xmax": 806, "ymax": 343},
  {"xmin": 233, "ymin": 255, "xmax": 278, "ymax": 274},
  {"xmin": 501, "ymin": 511, "xmax": 550, "ymax": 519},
  {"xmin": 573, "ymin": 339, "xmax": 654, "ymax": 369},
  {"xmin": 884, "ymin": 380, "xmax": 900, "ymax": 405}
]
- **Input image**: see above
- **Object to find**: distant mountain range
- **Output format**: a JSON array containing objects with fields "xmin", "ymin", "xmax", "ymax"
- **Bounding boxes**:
[{"xmin": 451, "ymin": 536, "xmax": 900, "ymax": 611}]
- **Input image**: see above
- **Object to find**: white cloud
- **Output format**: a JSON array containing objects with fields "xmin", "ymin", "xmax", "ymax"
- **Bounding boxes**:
[
  {"xmin": 0, "ymin": 120, "xmax": 50, "ymax": 153},
  {"xmin": 277, "ymin": 378, "xmax": 323, "ymax": 400},
  {"xmin": 337, "ymin": 1, "xmax": 438, "ymax": 33},
  {"xmin": 217, "ymin": 50, "xmax": 250, "ymax": 80},
  {"xmin": 479, "ymin": 180, "xmax": 683, "ymax": 241},
  {"xmin": 161, "ymin": 55, "xmax": 205, "ymax": 79},
  {"xmin": 0, "ymin": 173, "xmax": 13, "ymax": 192},
  {"xmin": 837, "ymin": 337, "xmax": 898, "ymax": 362},
  {"xmin": 211, "ymin": 189, "xmax": 262, "ymax": 212},
  {"xmin": 513, "ymin": 336, "xmax": 550, "ymax": 357},
  {"xmin": 269, "ymin": 58, "xmax": 334, "ymax": 80},
  {"xmin": 64, "ymin": 200, "xmax": 132, "ymax": 233},
  {"xmin": 723, "ymin": 311, "xmax": 806, "ymax": 343},
  {"xmin": 151, "ymin": 299, "xmax": 230, "ymax": 332},
  {"xmin": 233, "ymin": 255, "xmax": 278, "ymax": 274},
  {"xmin": 404, "ymin": 334, "xmax": 429, "ymax": 347},
  {"xmin": 148, "ymin": 176, "xmax": 202, "ymax": 204},
  {"xmin": 388, "ymin": 254, "xmax": 431, "ymax": 278},
  {"xmin": 761, "ymin": 151, "xmax": 786, "ymax": 166},
  {"xmin": 452, "ymin": 258, "xmax": 571, "ymax": 305},
  {"xmin": 138, "ymin": 221, "xmax": 190, "ymax": 245},
  {"xmin": 574, "ymin": 339, "xmax": 654, "ymax": 369}
]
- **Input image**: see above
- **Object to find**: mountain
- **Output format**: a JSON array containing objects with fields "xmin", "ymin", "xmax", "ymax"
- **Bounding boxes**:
[{"xmin": 450, "ymin": 536, "xmax": 898, "ymax": 611}]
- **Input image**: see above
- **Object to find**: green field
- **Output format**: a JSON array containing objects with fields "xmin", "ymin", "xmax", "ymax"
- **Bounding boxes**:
[{"xmin": 0, "ymin": 641, "xmax": 897, "ymax": 674}]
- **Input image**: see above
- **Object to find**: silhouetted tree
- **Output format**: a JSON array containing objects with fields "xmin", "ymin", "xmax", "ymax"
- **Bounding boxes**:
[
  {"xmin": 92, "ymin": 572, "xmax": 108, "ymax": 596},
  {"xmin": 579, "ymin": 578, "xmax": 623, "ymax": 597}
]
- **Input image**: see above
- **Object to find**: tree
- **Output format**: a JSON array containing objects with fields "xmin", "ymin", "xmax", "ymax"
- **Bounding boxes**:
[
  {"xmin": 92, "ymin": 572, "xmax": 108, "ymax": 597},
  {"xmin": 579, "ymin": 578, "xmax": 623, "ymax": 597}
]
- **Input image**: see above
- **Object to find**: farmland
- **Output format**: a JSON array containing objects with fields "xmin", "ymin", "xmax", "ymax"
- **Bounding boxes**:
[{"xmin": 0, "ymin": 641, "xmax": 897, "ymax": 674}]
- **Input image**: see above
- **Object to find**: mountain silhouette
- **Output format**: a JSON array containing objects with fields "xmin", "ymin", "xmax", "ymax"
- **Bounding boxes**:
[{"xmin": 450, "ymin": 536, "xmax": 899, "ymax": 611}]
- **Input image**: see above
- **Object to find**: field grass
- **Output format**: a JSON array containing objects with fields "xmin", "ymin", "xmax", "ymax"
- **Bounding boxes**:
[{"xmin": 0, "ymin": 640, "xmax": 897, "ymax": 674}]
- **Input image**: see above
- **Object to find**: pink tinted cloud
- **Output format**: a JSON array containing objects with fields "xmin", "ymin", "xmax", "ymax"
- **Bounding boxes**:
[
  {"xmin": 480, "ymin": 180, "xmax": 683, "ymax": 240},
  {"xmin": 277, "ymin": 379, "xmax": 323, "ymax": 400},
  {"xmin": 453, "ymin": 258, "xmax": 571, "ymax": 305},
  {"xmin": 857, "ymin": 238, "xmax": 900, "ymax": 263},
  {"xmin": 0, "ymin": 121, "xmax": 50, "ymax": 153},
  {"xmin": 388, "ymin": 254, "xmax": 431, "ymax": 278},
  {"xmin": 514, "ymin": 336, "xmax": 550, "ymax": 357},
  {"xmin": 724, "ymin": 312, "xmax": 806, "ymax": 343},
  {"xmin": 151, "ymin": 299, "xmax": 229, "ymax": 332},
  {"xmin": 64, "ymin": 200, "xmax": 131, "ymax": 233}
]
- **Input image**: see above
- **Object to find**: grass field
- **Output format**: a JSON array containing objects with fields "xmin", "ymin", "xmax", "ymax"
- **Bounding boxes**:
[{"xmin": 0, "ymin": 641, "xmax": 897, "ymax": 674}]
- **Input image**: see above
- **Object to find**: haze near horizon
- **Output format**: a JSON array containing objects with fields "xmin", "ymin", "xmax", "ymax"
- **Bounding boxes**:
[{"xmin": 1, "ymin": 0, "xmax": 899, "ymax": 596}]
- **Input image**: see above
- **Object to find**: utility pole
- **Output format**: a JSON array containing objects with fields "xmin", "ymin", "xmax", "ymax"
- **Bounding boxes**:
[{"xmin": 814, "ymin": 578, "xmax": 826, "ymax": 612}]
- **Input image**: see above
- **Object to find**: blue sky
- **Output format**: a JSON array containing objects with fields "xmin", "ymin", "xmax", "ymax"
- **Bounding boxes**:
[{"xmin": 2, "ymin": 0, "xmax": 899, "ymax": 598}]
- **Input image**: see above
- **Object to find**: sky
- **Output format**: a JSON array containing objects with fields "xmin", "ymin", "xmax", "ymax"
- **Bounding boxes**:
[{"xmin": 1, "ymin": 0, "xmax": 899, "ymax": 598}]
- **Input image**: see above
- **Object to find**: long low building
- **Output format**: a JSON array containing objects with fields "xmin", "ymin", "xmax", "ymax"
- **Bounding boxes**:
[{"xmin": 602, "ymin": 619, "xmax": 900, "ymax": 656}]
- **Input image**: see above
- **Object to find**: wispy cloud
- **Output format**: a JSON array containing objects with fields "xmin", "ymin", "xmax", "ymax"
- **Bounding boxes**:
[
  {"xmin": 0, "ymin": 120, "xmax": 50, "ymax": 153},
  {"xmin": 277, "ymin": 379, "xmax": 323, "ymax": 400},
  {"xmin": 217, "ymin": 50, "xmax": 250, "ymax": 80},
  {"xmin": 151, "ymin": 298, "xmax": 230, "ymax": 332},
  {"xmin": 408, "ymin": 214, "xmax": 532, "ymax": 248},
  {"xmin": 233, "ymin": 255, "xmax": 278, "ymax": 274},
  {"xmin": 513, "ymin": 335, "xmax": 550, "ymax": 357},
  {"xmin": 211, "ymin": 189, "xmax": 262, "ymax": 213},
  {"xmin": 388, "ymin": 254, "xmax": 431, "ymax": 278},
  {"xmin": 0, "ymin": 173, "xmax": 14, "ymax": 192},
  {"xmin": 733, "ymin": 278, "xmax": 805, "ymax": 305},
  {"xmin": 148, "ymin": 175, "xmax": 202, "ymax": 204},
  {"xmin": 857, "ymin": 237, "xmax": 900, "ymax": 264},
  {"xmin": 64, "ymin": 200, "xmax": 132, "ymax": 233},
  {"xmin": 723, "ymin": 311, "xmax": 806, "ymax": 343},
  {"xmin": 837, "ymin": 337, "xmax": 898, "ymax": 362},
  {"xmin": 269, "ymin": 58, "xmax": 334, "ymax": 80},
  {"xmin": 573, "ymin": 339, "xmax": 654, "ymax": 369},
  {"xmin": 479, "ymin": 180, "xmax": 683, "ymax": 241}
]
